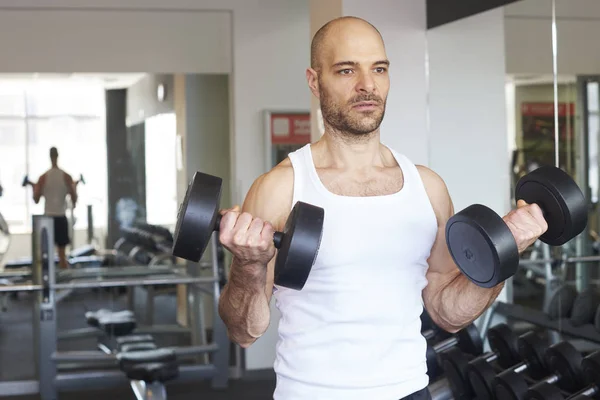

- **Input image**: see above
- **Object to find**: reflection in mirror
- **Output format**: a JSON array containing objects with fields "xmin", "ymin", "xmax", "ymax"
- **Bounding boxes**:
[
  {"xmin": 0, "ymin": 72, "xmax": 233, "ymax": 394},
  {"xmin": 499, "ymin": 0, "xmax": 600, "ymax": 358}
]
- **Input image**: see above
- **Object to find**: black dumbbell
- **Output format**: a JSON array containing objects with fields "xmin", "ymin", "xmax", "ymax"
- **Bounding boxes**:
[
  {"xmin": 426, "ymin": 323, "xmax": 482, "ymax": 380},
  {"xmin": 76, "ymin": 173, "xmax": 86, "ymax": 186},
  {"xmin": 494, "ymin": 341, "xmax": 585, "ymax": 400},
  {"xmin": 420, "ymin": 310, "xmax": 451, "ymax": 342},
  {"xmin": 22, "ymin": 175, "xmax": 33, "ymax": 187},
  {"xmin": 570, "ymin": 287, "xmax": 600, "ymax": 327},
  {"xmin": 525, "ymin": 349, "xmax": 600, "ymax": 400},
  {"xmin": 446, "ymin": 166, "xmax": 588, "ymax": 288},
  {"xmin": 545, "ymin": 284, "xmax": 577, "ymax": 320},
  {"xmin": 172, "ymin": 171, "xmax": 325, "ymax": 291},
  {"xmin": 468, "ymin": 330, "xmax": 549, "ymax": 399},
  {"xmin": 440, "ymin": 323, "xmax": 521, "ymax": 400}
]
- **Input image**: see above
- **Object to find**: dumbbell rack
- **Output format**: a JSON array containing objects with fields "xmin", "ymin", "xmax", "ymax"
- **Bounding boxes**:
[{"xmin": 487, "ymin": 301, "xmax": 600, "ymax": 345}]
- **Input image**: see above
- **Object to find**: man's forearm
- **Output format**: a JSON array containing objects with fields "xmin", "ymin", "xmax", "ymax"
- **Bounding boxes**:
[
  {"xmin": 218, "ymin": 260, "xmax": 271, "ymax": 348},
  {"xmin": 430, "ymin": 270, "xmax": 504, "ymax": 332}
]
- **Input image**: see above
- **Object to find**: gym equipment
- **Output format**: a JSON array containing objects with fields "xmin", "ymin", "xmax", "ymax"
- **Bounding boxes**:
[
  {"xmin": 494, "ymin": 341, "xmax": 585, "ymax": 400},
  {"xmin": 172, "ymin": 171, "xmax": 325, "ymax": 290},
  {"xmin": 570, "ymin": 288, "xmax": 600, "ymax": 326},
  {"xmin": 0, "ymin": 216, "xmax": 230, "ymax": 399},
  {"xmin": 468, "ymin": 330, "xmax": 549, "ymax": 399},
  {"xmin": 426, "ymin": 323, "xmax": 483, "ymax": 379},
  {"xmin": 441, "ymin": 323, "xmax": 520, "ymax": 400},
  {"xmin": 21, "ymin": 175, "xmax": 32, "ymax": 187},
  {"xmin": 525, "ymin": 350, "xmax": 600, "ymax": 399},
  {"xmin": 545, "ymin": 284, "xmax": 577, "ymax": 320},
  {"xmin": 76, "ymin": 174, "xmax": 85, "ymax": 185},
  {"xmin": 446, "ymin": 166, "xmax": 588, "ymax": 288},
  {"xmin": 118, "ymin": 349, "xmax": 179, "ymax": 400},
  {"xmin": 420, "ymin": 310, "xmax": 451, "ymax": 342}
]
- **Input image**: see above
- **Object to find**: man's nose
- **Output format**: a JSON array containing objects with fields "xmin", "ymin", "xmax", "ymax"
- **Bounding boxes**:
[{"xmin": 356, "ymin": 72, "xmax": 376, "ymax": 93}]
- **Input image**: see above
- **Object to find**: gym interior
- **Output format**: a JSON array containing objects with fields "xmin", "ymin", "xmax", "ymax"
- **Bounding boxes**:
[{"xmin": 0, "ymin": 0, "xmax": 599, "ymax": 399}]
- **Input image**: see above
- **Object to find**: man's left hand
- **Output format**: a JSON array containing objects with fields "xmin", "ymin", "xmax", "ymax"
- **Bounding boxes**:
[{"xmin": 503, "ymin": 200, "xmax": 549, "ymax": 253}]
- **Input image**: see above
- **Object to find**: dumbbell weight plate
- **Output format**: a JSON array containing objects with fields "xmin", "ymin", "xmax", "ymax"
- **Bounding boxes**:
[
  {"xmin": 440, "ymin": 348, "xmax": 474, "ymax": 400},
  {"xmin": 517, "ymin": 331, "xmax": 549, "ymax": 380},
  {"xmin": 495, "ymin": 370, "xmax": 530, "ymax": 400},
  {"xmin": 545, "ymin": 285, "xmax": 577, "ymax": 320},
  {"xmin": 524, "ymin": 382, "xmax": 565, "ymax": 400},
  {"xmin": 515, "ymin": 166, "xmax": 587, "ymax": 246},
  {"xmin": 467, "ymin": 359, "xmax": 498, "ymax": 399},
  {"xmin": 273, "ymin": 201, "xmax": 324, "ymax": 290},
  {"xmin": 545, "ymin": 341, "xmax": 585, "ymax": 392},
  {"xmin": 571, "ymin": 288, "xmax": 600, "ymax": 327},
  {"xmin": 488, "ymin": 323, "xmax": 521, "ymax": 368},
  {"xmin": 426, "ymin": 345, "xmax": 439, "ymax": 380},
  {"xmin": 172, "ymin": 172, "xmax": 222, "ymax": 262},
  {"xmin": 458, "ymin": 319, "xmax": 484, "ymax": 356},
  {"xmin": 582, "ymin": 351, "xmax": 600, "ymax": 392},
  {"xmin": 445, "ymin": 204, "xmax": 520, "ymax": 288}
]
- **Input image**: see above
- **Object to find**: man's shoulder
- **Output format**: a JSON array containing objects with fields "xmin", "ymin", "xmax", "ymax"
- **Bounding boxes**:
[
  {"xmin": 414, "ymin": 165, "xmax": 453, "ymax": 219},
  {"xmin": 243, "ymin": 158, "xmax": 294, "ymax": 226}
]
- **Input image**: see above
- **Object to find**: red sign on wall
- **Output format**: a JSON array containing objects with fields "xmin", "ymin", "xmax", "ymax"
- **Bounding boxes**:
[
  {"xmin": 521, "ymin": 102, "xmax": 575, "ymax": 117},
  {"xmin": 270, "ymin": 112, "xmax": 311, "ymax": 145}
]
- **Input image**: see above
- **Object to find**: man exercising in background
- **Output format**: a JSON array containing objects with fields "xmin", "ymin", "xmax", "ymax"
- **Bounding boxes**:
[
  {"xmin": 217, "ymin": 17, "xmax": 548, "ymax": 399},
  {"xmin": 32, "ymin": 147, "xmax": 78, "ymax": 269}
]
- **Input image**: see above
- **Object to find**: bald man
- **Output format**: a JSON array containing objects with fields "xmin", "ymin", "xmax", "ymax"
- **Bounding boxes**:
[{"xmin": 217, "ymin": 17, "xmax": 547, "ymax": 399}]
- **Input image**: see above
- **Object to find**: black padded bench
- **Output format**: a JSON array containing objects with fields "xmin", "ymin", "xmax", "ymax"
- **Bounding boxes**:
[
  {"xmin": 118, "ymin": 348, "xmax": 179, "ymax": 384},
  {"xmin": 117, "ymin": 347, "xmax": 180, "ymax": 400},
  {"xmin": 85, "ymin": 309, "xmax": 136, "ymax": 337}
]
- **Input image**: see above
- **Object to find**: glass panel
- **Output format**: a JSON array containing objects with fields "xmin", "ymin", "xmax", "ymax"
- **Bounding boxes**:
[
  {"xmin": 0, "ymin": 83, "xmax": 25, "ymax": 117},
  {"xmin": 0, "ymin": 119, "xmax": 27, "ymax": 230},
  {"xmin": 589, "ymin": 112, "xmax": 599, "ymax": 203},
  {"xmin": 144, "ymin": 113, "xmax": 177, "ymax": 227},
  {"xmin": 588, "ymin": 81, "xmax": 599, "ymax": 113},
  {"xmin": 26, "ymin": 116, "xmax": 107, "ymax": 230},
  {"xmin": 25, "ymin": 80, "xmax": 104, "ymax": 117}
]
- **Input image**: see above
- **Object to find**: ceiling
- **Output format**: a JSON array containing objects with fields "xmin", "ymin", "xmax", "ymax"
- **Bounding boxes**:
[{"xmin": 0, "ymin": 73, "xmax": 146, "ymax": 89}]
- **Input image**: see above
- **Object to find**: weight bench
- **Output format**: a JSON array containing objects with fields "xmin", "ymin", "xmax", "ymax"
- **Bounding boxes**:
[
  {"xmin": 117, "ymin": 337, "xmax": 179, "ymax": 399},
  {"xmin": 85, "ymin": 309, "xmax": 138, "ymax": 353}
]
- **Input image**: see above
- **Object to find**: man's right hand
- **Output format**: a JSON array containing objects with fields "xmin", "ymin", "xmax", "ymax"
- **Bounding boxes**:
[{"xmin": 218, "ymin": 205, "xmax": 276, "ymax": 274}]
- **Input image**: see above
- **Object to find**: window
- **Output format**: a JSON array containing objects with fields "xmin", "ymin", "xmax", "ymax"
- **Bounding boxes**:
[
  {"xmin": 588, "ymin": 82, "xmax": 600, "ymax": 203},
  {"xmin": 144, "ymin": 113, "xmax": 177, "ymax": 227},
  {"xmin": 0, "ymin": 120, "xmax": 27, "ymax": 230},
  {"xmin": 0, "ymin": 78, "xmax": 107, "ymax": 233}
]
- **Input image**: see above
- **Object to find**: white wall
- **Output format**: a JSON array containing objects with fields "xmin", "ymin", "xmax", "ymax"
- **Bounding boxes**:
[
  {"xmin": 428, "ymin": 9, "xmax": 511, "ymax": 218},
  {"xmin": 504, "ymin": 0, "xmax": 600, "ymax": 75},
  {"xmin": 0, "ymin": 9, "xmax": 231, "ymax": 74},
  {"xmin": 341, "ymin": 0, "xmax": 430, "ymax": 166}
]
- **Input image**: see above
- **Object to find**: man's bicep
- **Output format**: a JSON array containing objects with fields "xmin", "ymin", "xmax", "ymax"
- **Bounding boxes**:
[{"xmin": 238, "ymin": 173, "xmax": 289, "ymax": 303}]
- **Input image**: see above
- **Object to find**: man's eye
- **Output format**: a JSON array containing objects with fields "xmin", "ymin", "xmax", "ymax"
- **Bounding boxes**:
[
  {"xmin": 338, "ymin": 69, "xmax": 353, "ymax": 75},
  {"xmin": 375, "ymin": 67, "xmax": 387, "ymax": 73}
]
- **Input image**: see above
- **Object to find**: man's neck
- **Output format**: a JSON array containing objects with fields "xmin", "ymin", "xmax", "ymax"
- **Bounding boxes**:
[
  {"xmin": 51, "ymin": 163, "xmax": 58, "ymax": 169},
  {"xmin": 319, "ymin": 128, "xmax": 384, "ymax": 170}
]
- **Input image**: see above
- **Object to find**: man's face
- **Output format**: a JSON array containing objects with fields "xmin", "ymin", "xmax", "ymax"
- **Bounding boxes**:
[{"xmin": 314, "ymin": 23, "xmax": 390, "ymax": 137}]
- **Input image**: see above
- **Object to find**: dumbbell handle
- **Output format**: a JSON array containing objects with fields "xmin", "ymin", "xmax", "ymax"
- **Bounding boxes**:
[
  {"xmin": 423, "ymin": 329, "xmax": 435, "ymax": 340},
  {"xmin": 433, "ymin": 335, "xmax": 459, "ymax": 353},
  {"xmin": 574, "ymin": 386, "xmax": 597, "ymax": 398},
  {"xmin": 214, "ymin": 214, "xmax": 284, "ymax": 249}
]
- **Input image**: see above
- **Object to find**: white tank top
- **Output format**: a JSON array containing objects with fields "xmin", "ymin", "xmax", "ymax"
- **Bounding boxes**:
[
  {"xmin": 42, "ymin": 168, "xmax": 69, "ymax": 216},
  {"xmin": 272, "ymin": 144, "xmax": 438, "ymax": 400}
]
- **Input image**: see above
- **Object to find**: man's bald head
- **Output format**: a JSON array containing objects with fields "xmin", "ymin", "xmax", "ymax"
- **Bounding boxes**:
[{"xmin": 310, "ymin": 16, "xmax": 384, "ymax": 70}]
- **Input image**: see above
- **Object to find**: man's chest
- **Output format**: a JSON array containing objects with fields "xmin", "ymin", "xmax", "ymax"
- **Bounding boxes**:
[{"xmin": 317, "ymin": 169, "xmax": 404, "ymax": 197}]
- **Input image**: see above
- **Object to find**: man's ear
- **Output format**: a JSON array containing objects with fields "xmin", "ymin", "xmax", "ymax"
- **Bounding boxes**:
[{"xmin": 306, "ymin": 68, "xmax": 320, "ymax": 99}]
